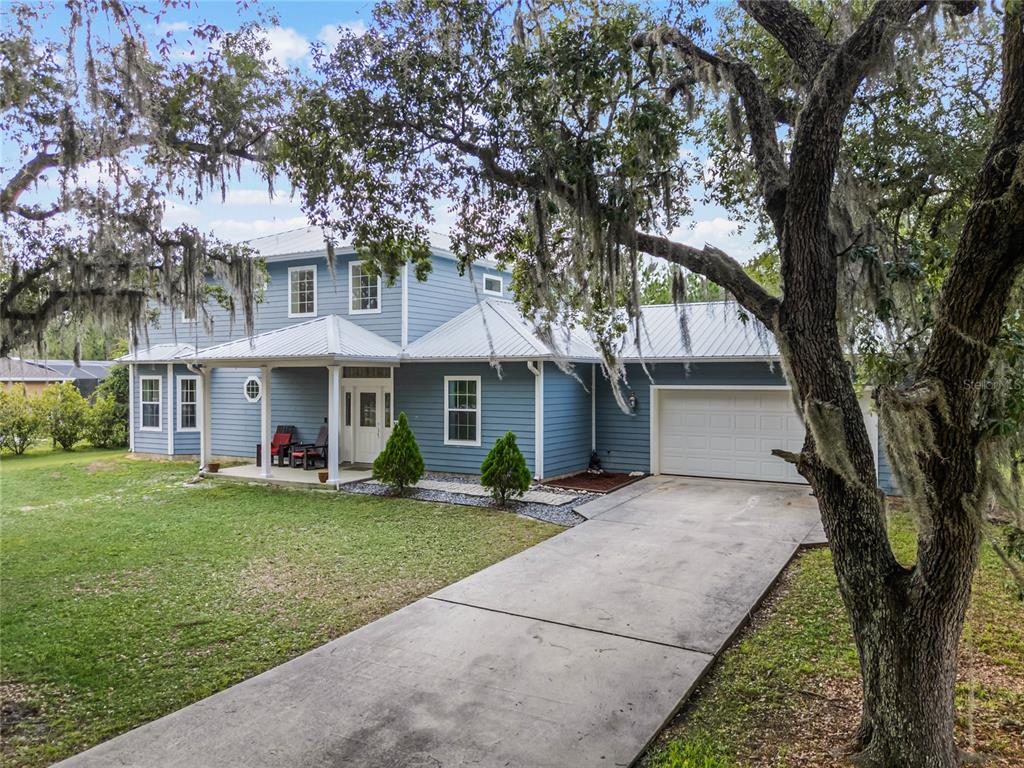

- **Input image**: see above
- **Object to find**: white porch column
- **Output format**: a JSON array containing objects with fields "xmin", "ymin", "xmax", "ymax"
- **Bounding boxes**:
[
  {"xmin": 327, "ymin": 364, "xmax": 341, "ymax": 485},
  {"xmin": 199, "ymin": 369, "xmax": 212, "ymax": 470},
  {"xmin": 260, "ymin": 365, "xmax": 273, "ymax": 478},
  {"xmin": 166, "ymin": 362, "xmax": 174, "ymax": 456},
  {"xmin": 127, "ymin": 363, "xmax": 135, "ymax": 452}
]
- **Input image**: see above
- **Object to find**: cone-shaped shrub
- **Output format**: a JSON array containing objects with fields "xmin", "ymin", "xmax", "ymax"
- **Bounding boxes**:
[
  {"xmin": 373, "ymin": 411, "xmax": 424, "ymax": 493},
  {"xmin": 480, "ymin": 431, "xmax": 532, "ymax": 505}
]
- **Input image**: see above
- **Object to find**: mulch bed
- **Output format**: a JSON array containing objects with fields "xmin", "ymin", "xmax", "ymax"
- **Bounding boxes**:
[{"xmin": 544, "ymin": 471, "xmax": 645, "ymax": 494}]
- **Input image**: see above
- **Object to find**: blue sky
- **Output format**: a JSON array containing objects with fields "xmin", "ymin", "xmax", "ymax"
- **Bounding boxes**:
[{"xmin": 14, "ymin": 0, "xmax": 759, "ymax": 263}]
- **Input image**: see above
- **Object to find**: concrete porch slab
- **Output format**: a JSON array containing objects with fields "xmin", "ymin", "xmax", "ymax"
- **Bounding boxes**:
[
  {"xmin": 213, "ymin": 463, "xmax": 373, "ymax": 487},
  {"xmin": 57, "ymin": 599, "xmax": 709, "ymax": 768}
]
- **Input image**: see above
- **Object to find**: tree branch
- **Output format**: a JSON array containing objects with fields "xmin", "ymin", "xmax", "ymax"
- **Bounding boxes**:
[
  {"xmin": 629, "ymin": 229, "xmax": 781, "ymax": 327},
  {"xmin": 632, "ymin": 28, "xmax": 789, "ymax": 236},
  {"xmin": 738, "ymin": 0, "xmax": 835, "ymax": 83}
]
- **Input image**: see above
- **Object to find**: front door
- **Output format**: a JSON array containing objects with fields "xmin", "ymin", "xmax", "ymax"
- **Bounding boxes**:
[{"xmin": 352, "ymin": 385, "xmax": 393, "ymax": 464}]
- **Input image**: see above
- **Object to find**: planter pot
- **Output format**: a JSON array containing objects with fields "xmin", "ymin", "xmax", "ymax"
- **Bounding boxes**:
[
  {"xmin": 318, "ymin": 471, "xmax": 329, "ymax": 484},
  {"xmin": 207, "ymin": 462, "xmax": 220, "ymax": 473}
]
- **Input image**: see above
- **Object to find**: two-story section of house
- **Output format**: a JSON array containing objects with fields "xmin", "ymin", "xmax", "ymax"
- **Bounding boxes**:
[
  {"xmin": 122, "ymin": 225, "xmax": 899, "ymax": 494},
  {"xmin": 122, "ymin": 226, "xmax": 597, "ymax": 483}
]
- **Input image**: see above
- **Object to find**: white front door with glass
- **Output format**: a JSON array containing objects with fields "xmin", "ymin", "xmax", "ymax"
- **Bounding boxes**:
[{"xmin": 341, "ymin": 372, "xmax": 393, "ymax": 464}]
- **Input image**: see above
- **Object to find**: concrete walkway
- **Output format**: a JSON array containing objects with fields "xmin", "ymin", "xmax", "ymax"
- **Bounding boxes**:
[{"xmin": 58, "ymin": 476, "xmax": 822, "ymax": 768}]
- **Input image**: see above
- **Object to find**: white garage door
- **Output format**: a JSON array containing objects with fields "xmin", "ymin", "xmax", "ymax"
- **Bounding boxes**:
[{"xmin": 657, "ymin": 389, "xmax": 807, "ymax": 484}]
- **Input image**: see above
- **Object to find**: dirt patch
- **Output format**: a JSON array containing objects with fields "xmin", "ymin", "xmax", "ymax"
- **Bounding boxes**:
[
  {"xmin": 544, "ymin": 472, "xmax": 644, "ymax": 494},
  {"xmin": 85, "ymin": 460, "xmax": 121, "ymax": 473},
  {"xmin": 239, "ymin": 557, "xmax": 349, "ymax": 604},
  {"xmin": 71, "ymin": 568, "xmax": 155, "ymax": 597}
]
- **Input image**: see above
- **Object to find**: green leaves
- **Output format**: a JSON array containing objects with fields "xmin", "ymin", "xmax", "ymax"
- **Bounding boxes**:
[
  {"xmin": 480, "ymin": 431, "xmax": 532, "ymax": 506},
  {"xmin": 372, "ymin": 411, "xmax": 425, "ymax": 493}
]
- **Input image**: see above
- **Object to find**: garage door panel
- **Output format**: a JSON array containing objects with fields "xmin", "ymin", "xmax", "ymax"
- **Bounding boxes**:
[{"xmin": 658, "ymin": 389, "xmax": 807, "ymax": 484}]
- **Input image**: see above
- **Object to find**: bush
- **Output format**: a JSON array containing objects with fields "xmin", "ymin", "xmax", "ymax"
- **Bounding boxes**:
[
  {"xmin": 480, "ymin": 431, "xmax": 532, "ymax": 505},
  {"xmin": 0, "ymin": 385, "xmax": 42, "ymax": 455},
  {"xmin": 372, "ymin": 411, "xmax": 424, "ymax": 493},
  {"xmin": 36, "ymin": 381, "xmax": 88, "ymax": 450},
  {"xmin": 85, "ymin": 393, "xmax": 128, "ymax": 448}
]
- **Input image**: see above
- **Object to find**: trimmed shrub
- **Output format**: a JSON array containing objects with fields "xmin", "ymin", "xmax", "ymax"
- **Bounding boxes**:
[
  {"xmin": 480, "ymin": 431, "xmax": 532, "ymax": 505},
  {"xmin": 85, "ymin": 393, "xmax": 128, "ymax": 448},
  {"xmin": 36, "ymin": 381, "xmax": 88, "ymax": 450},
  {"xmin": 372, "ymin": 411, "xmax": 424, "ymax": 493},
  {"xmin": 0, "ymin": 385, "xmax": 42, "ymax": 455}
]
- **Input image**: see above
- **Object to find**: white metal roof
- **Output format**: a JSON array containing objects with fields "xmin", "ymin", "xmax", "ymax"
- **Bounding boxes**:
[
  {"xmin": 244, "ymin": 225, "xmax": 455, "ymax": 259},
  {"xmin": 619, "ymin": 302, "xmax": 778, "ymax": 361},
  {"xmin": 192, "ymin": 315, "xmax": 402, "ymax": 364},
  {"xmin": 404, "ymin": 299, "xmax": 598, "ymax": 362},
  {"xmin": 118, "ymin": 344, "xmax": 197, "ymax": 363}
]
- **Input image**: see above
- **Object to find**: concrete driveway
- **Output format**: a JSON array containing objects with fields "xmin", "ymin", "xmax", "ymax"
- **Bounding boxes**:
[{"xmin": 58, "ymin": 477, "xmax": 822, "ymax": 768}]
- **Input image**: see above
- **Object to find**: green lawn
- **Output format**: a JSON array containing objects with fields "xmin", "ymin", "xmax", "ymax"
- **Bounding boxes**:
[
  {"xmin": 0, "ymin": 448, "xmax": 560, "ymax": 767},
  {"xmin": 641, "ymin": 512, "xmax": 1024, "ymax": 768}
]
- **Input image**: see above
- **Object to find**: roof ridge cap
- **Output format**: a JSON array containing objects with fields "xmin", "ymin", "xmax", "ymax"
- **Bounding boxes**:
[{"xmin": 488, "ymin": 300, "xmax": 549, "ymax": 356}]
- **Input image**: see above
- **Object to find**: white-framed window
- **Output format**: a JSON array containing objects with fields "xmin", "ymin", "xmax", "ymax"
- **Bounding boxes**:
[
  {"xmin": 140, "ymin": 376, "xmax": 162, "ymax": 431},
  {"xmin": 349, "ymin": 260, "xmax": 381, "ymax": 314},
  {"xmin": 180, "ymin": 306, "xmax": 197, "ymax": 324},
  {"xmin": 177, "ymin": 376, "xmax": 199, "ymax": 431},
  {"xmin": 243, "ymin": 375, "xmax": 262, "ymax": 403},
  {"xmin": 482, "ymin": 274, "xmax": 503, "ymax": 296},
  {"xmin": 444, "ymin": 375, "xmax": 481, "ymax": 446},
  {"xmin": 288, "ymin": 265, "xmax": 317, "ymax": 318}
]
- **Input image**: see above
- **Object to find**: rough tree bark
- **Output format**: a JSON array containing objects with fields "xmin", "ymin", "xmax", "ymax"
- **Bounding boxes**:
[{"xmin": 636, "ymin": 2, "xmax": 1024, "ymax": 765}]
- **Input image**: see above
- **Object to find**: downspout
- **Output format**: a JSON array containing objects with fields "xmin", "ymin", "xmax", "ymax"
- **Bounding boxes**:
[{"xmin": 527, "ymin": 360, "xmax": 544, "ymax": 480}]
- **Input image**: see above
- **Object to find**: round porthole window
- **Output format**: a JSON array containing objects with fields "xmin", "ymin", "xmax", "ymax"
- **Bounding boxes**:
[{"xmin": 243, "ymin": 376, "xmax": 262, "ymax": 403}]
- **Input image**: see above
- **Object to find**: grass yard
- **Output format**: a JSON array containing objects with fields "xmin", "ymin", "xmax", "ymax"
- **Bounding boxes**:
[
  {"xmin": 0, "ymin": 448, "xmax": 560, "ymax": 767},
  {"xmin": 641, "ymin": 511, "xmax": 1024, "ymax": 768}
]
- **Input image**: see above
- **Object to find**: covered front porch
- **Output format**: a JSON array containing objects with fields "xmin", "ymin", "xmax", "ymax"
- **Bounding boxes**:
[{"xmin": 189, "ymin": 315, "xmax": 402, "ymax": 488}]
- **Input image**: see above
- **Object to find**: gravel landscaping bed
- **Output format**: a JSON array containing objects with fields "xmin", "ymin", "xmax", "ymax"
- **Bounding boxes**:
[{"xmin": 341, "ymin": 472, "xmax": 591, "ymax": 527}]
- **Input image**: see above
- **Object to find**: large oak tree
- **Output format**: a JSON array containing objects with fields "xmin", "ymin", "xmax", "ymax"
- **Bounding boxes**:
[
  {"xmin": 282, "ymin": 1, "xmax": 1024, "ymax": 764},
  {"xmin": 0, "ymin": 0, "xmax": 287, "ymax": 356}
]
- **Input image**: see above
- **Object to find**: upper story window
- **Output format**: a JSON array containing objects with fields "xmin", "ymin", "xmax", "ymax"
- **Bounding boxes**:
[
  {"xmin": 288, "ymin": 266, "xmax": 317, "ymax": 318},
  {"xmin": 444, "ymin": 376, "xmax": 481, "ymax": 446},
  {"xmin": 180, "ymin": 305, "xmax": 197, "ymax": 323},
  {"xmin": 140, "ymin": 376, "xmax": 162, "ymax": 431},
  {"xmin": 349, "ymin": 261, "xmax": 381, "ymax": 314},
  {"xmin": 482, "ymin": 274, "xmax": 503, "ymax": 296}
]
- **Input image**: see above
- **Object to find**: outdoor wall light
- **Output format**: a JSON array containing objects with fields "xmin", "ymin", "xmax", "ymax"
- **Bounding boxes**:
[{"xmin": 628, "ymin": 391, "xmax": 638, "ymax": 412}]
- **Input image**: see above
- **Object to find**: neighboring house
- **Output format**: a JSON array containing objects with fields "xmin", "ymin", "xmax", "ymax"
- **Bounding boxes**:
[
  {"xmin": 121, "ymin": 225, "xmax": 898, "ymax": 494},
  {"xmin": 0, "ymin": 358, "xmax": 72, "ymax": 395},
  {"xmin": 24, "ymin": 359, "xmax": 115, "ymax": 397}
]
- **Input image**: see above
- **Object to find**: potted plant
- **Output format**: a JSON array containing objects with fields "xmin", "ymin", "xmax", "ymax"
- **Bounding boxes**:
[
  {"xmin": 318, "ymin": 470, "xmax": 329, "ymax": 484},
  {"xmin": 207, "ymin": 462, "xmax": 220, "ymax": 473}
]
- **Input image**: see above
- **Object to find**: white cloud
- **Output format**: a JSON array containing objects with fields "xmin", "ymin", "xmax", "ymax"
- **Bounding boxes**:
[
  {"xmin": 675, "ymin": 216, "xmax": 739, "ymax": 247},
  {"xmin": 260, "ymin": 27, "xmax": 310, "ymax": 66},
  {"xmin": 317, "ymin": 21, "xmax": 367, "ymax": 49},
  {"xmin": 162, "ymin": 199, "xmax": 200, "ymax": 226},
  {"xmin": 207, "ymin": 214, "xmax": 310, "ymax": 242},
  {"xmin": 156, "ymin": 21, "xmax": 191, "ymax": 33}
]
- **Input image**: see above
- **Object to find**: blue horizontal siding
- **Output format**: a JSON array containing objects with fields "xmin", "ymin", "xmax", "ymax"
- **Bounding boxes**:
[
  {"xmin": 407, "ymin": 259, "xmax": 513, "ymax": 342},
  {"xmin": 543, "ymin": 363, "xmax": 592, "ymax": 478},
  {"xmin": 144, "ymin": 252, "xmax": 402, "ymax": 348},
  {"xmin": 205, "ymin": 367, "xmax": 330, "ymax": 458},
  {"xmin": 395, "ymin": 362, "xmax": 536, "ymax": 475},
  {"xmin": 877, "ymin": 430, "xmax": 899, "ymax": 496},
  {"xmin": 595, "ymin": 361, "xmax": 786, "ymax": 473}
]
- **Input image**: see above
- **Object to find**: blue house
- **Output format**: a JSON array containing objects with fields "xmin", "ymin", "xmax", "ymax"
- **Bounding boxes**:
[{"xmin": 123, "ymin": 226, "xmax": 896, "ymax": 494}]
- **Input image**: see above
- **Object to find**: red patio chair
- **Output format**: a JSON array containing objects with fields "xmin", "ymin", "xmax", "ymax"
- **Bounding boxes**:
[
  {"xmin": 290, "ymin": 425, "xmax": 329, "ymax": 470},
  {"xmin": 271, "ymin": 425, "xmax": 298, "ymax": 467}
]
